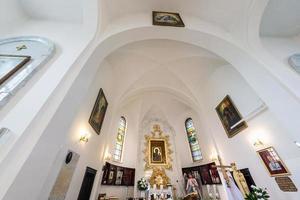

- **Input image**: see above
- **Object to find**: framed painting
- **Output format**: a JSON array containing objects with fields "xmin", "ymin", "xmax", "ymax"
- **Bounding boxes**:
[
  {"xmin": 257, "ymin": 147, "xmax": 290, "ymax": 177},
  {"xmin": 0, "ymin": 55, "xmax": 31, "ymax": 85},
  {"xmin": 115, "ymin": 168, "xmax": 123, "ymax": 185},
  {"xmin": 144, "ymin": 125, "xmax": 172, "ymax": 170},
  {"xmin": 152, "ymin": 11, "xmax": 185, "ymax": 27},
  {"xmin": 89, "ymin": 88, "xmax": 108, "ymax": 135},
  {"xmin": 215, "ymin": 95, "xmax": 248, "ymax": 138},
  {"xmin": 101, "ymin": 162, "xmax": 135, "ymax": 186},
  {"xmin": 150, "ymin": 139, "xmax": 167, "ymax": 165},
  {"xmin": 199, "ymin": 162, "xmax": 222, "ymax": 185}
]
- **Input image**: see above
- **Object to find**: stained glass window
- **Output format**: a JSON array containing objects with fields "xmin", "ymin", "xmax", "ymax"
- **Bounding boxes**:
[
  {"xmin": 113, "ymin": 116, "xmax": 127, "ymax": 162},
  {"xmin": 185, "ymin": 118, "xmax": 203, "ymax": 162}
]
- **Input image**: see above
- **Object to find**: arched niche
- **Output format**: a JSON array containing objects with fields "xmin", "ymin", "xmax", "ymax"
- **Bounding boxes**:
[{"xmin": 0, "ymin": 36, "xmax": 55, "ymax": 107}]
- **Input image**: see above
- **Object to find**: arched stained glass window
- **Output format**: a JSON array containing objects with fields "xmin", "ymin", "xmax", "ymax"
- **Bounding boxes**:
[
  {"xmin": 113, "ymin": 116, "xmax": 127, "ymax": 162},
  {"xmin": 185, "ymin": 118, "xmax": 203, "ymax": 162}
]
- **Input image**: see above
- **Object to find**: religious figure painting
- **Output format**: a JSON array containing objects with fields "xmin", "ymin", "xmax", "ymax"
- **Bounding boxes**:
[
  {"xmin": 199, "ymin": 163, "xmax": 222, "ymax": 185},
  {"xmin": 89, "ymin": 88, "xmax": 108, "ymax": 135},
  {"xmin": 115, "ymin": 169, "xmax": 123, "ymax": 185},
  {"xmin": 0, "ymin": 54, "xmax": 31, "ymax": 85},
  {"xmin": 257, "ymin": 147, "xmax": 290, "ymax": 177},
  {"xmin": 150, "ymin": 140, "xmax": 167, "ymax": 164},
  {"xmin": 152, "ymin": 11, "xmax": 185, "ymax": 27},
  {"xmin": 182, "ymin": 167, "xmax": 203, "ymax": 197},
  {"xmin": 215, "ymin": 95, "xmax": 248, "ymax": 138}
]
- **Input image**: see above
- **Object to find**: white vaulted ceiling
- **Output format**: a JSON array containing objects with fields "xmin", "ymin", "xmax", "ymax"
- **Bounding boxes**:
[
  {"xmin": 105, "ymin": 39, "xmax": 228, "ymax": 107},
  {"xmin": 260, "ymin": 0, "xmax": 300, "ymax": 36},
  {"xmin": 102, "ymin": 0, "xmax": 253, "ymax": 32},
  {"xmin": 19, "ymin": 0, "xmax": 84, "ymax": 23}
]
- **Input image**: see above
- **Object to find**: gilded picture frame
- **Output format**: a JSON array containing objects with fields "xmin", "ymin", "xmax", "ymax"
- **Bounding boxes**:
[
  {"xmin": 89, "ymin": 88, "xmax": 108, "ymax": 135},
  {"xmin": 144, "ymin": 125, "xmax": 173, "ymax": 170},
  {"xmin": 215, "ymin": 95, "xmax": 248, "ymax": 138},
  {"xmin": 150, "ymin": 139, "xmax": 167, "ymax": 165},
  {"xmin": 257, "ymin": 146, "xmax": 291, "ymax": 177},
  {"xmin": 0, "ymin": 54, "xmax": 31, "ymax": 86}
]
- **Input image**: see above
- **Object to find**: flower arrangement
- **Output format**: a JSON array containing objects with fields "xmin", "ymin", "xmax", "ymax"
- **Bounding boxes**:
[
  {"xmin": 245, "ymin": 185, "xmax": 270, "ymax": 200},
  {"xmin": 137, "ymin": 177, "xmax": 149, "ymax": 191}
]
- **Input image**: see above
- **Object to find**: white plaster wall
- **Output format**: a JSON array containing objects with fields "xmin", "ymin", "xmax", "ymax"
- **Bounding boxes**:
[
  {"xmin": 261, "ymin": 35, "xmax": 300, "ymax": 76},
  {"xmin": 2, "ymin": 60, "xmax": 114, "ymax": 200},
  {"xmin": 20, "ymin": 0, "xmax": 84, "ymax": 23},
  {"xmin": 201, "ymin": 65, "xmax": 300, "ymax": 200},
  {"xmin": 97, "ymin": 99, "xmax": 143, "ymax": 199},
  {"xmin": 0, "ymin": 0, "xmax": 28, "ymax": 35},
  {"xmin": 97, "ymin": 90, "xmax": 222, "ymax": 199},
  {"xmin": 62, "ymin": 60, "xmax": 115, "ymax": 200},
  {"xmin": 0, "ymin": 0, "xmax": 98, "ymax": 198},
  {"xmin": 0, "ymin": 20, "xmax": 96, "ymax": 199}
]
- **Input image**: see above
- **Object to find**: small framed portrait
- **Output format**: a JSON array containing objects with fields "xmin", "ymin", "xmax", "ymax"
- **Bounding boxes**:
[
  {"xmin": 0, "ymin": 54, "xmax": 31, "ymax": 85},
  {"xmin": 257, "ymin": 147, "xmax": 290, "ymax": 177},
  {"xmin": 215, "ymin": 95, "xmax": 248, "ymax": 138},
  {"xmin": 152, "ymin": 11, "xmax": 185, "ymax": 27},
  {"xmin": 199, "ymin": 162, "xmax": 222, "ymax": 185},
  {"xmin": 150, "ymin": 139, "xmax": 167, "ymax": 165},
  {"xmin": 115, "ymin": 169, "xmax": 123, "ymax": 185},
  {"xmin": 89, "ymin": 88, "xmax": 108, "ymax": 135}
]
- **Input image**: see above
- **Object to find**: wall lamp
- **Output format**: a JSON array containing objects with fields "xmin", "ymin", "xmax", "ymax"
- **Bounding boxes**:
[
  {"xmin": 295, "ymin": 141, "xmax": 300, "ymax": 148},
  {"xmin": 79, "ymin": 131, "xmax": 90, "ymax": 143},
  {"xmin": 253, "ymin": 139, "xmax": 264, "ymax": 148}
]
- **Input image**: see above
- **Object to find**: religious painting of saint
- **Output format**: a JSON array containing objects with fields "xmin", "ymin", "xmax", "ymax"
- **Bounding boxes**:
[
  {"xmin": 150, "ymin": 140, "xmax": 167, "ymax": 165},
  {"xmin": 89, "ymin": 88, "xmax": 108, "ymax": 135},
  {"xmin": 257, "ymin": 147, "xmax": 290, "ymax": 177},
  {"xmin": 152, "ymin": 11, "xmax": 185, "ymax": 27},
  {"xmin": 182, "ymin": 167, "xmax": 203, "ymax": 197},
  {"xmin": 215, "ymin": 95, "xmax": 248, "ymax": 138}
]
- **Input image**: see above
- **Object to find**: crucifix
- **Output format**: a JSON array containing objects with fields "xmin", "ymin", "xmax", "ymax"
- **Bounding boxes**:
[
  {"xmin": 213, "ymin": 155, "xmax": 232, "ymax": 188},
  {"xmin": 213, "ymin": 156, "xmax": 250, "ymax": 198},
  {"xmin": 16, "ymin": 44, "xmax": 27, "ymax": 51}
]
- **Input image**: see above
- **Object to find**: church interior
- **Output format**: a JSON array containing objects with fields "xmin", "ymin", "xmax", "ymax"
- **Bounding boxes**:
[{"xmin": 0, "ymin": 0, "xmax": 300, "ymax": 200}]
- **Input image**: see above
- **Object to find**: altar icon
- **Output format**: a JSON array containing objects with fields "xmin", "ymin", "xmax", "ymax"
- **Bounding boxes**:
[
  {"xmin": 144, "ymin": 125, "xmax": 173, "ymax": 170},
  {"xmin": 151, "ymin": 140, "xmax": 166, "ymax": 164}
]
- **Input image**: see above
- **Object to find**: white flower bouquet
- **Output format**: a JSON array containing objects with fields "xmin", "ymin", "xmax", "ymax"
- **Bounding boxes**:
[
  {"xmin": 137, "ymin": 177, "xmax": 149, "ymax": 191},
  {"xmin": 245, "ymin": 185, "xmax": 270, "ymax": 200}
]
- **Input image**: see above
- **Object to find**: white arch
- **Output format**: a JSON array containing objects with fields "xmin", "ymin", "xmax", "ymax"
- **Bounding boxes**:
[{"xmin": 80, "ymin": 26, "xmax": 300, "ymax": 141}]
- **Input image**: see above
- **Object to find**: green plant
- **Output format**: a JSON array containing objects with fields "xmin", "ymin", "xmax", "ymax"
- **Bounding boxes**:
[
  {"xmin": 137, "ymin": 177, "xmax": 148, "ymax": 191},
  {"xmin": 245, "ymin": 185, "xmax": 270, "ymax": 200}
]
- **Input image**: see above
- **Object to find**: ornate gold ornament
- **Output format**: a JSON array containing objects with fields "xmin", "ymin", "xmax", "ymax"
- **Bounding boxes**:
[
  {"xmin": 149, "ymin": 167, "xmax": 170, "ymax": 187},
  {"xmin": 143, "ymin": 124, "xmax": 173, "ymax": 170}
]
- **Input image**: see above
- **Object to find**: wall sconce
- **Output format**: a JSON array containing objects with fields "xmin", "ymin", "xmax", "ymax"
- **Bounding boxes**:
[
  {"xmin": 253, "ymin": 139, "xmax": 264, "ymax": 148},
  {"xmin": 295, "ymin": 141, "xmax": 300, "ymax": 148},
  {"xmin": 79, "ymin": 131, "xmax": 90, "ymax": 143},
  {"xmin": 104, "ymin": 152, "xmax": 112, "ymax": 161},
  {"xmin": 210, "ymin": 154, "xmax": 219, "ymax": 162}
]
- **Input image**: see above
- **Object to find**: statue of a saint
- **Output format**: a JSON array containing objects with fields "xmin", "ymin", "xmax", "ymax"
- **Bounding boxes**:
[{"xmin": 231, "ymin": 163, "xmax": 250, "ymax": 198}]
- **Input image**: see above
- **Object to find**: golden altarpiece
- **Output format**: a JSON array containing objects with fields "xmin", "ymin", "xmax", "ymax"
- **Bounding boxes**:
[{"xmin": 143, "ymin": 124, "xmax": 174, "ymax": 199}]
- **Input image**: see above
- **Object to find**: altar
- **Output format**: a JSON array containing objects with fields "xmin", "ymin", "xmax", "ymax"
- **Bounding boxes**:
[{"xmin": 147, "ymin": 187, "xmax": 173, "ymax": 200}]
